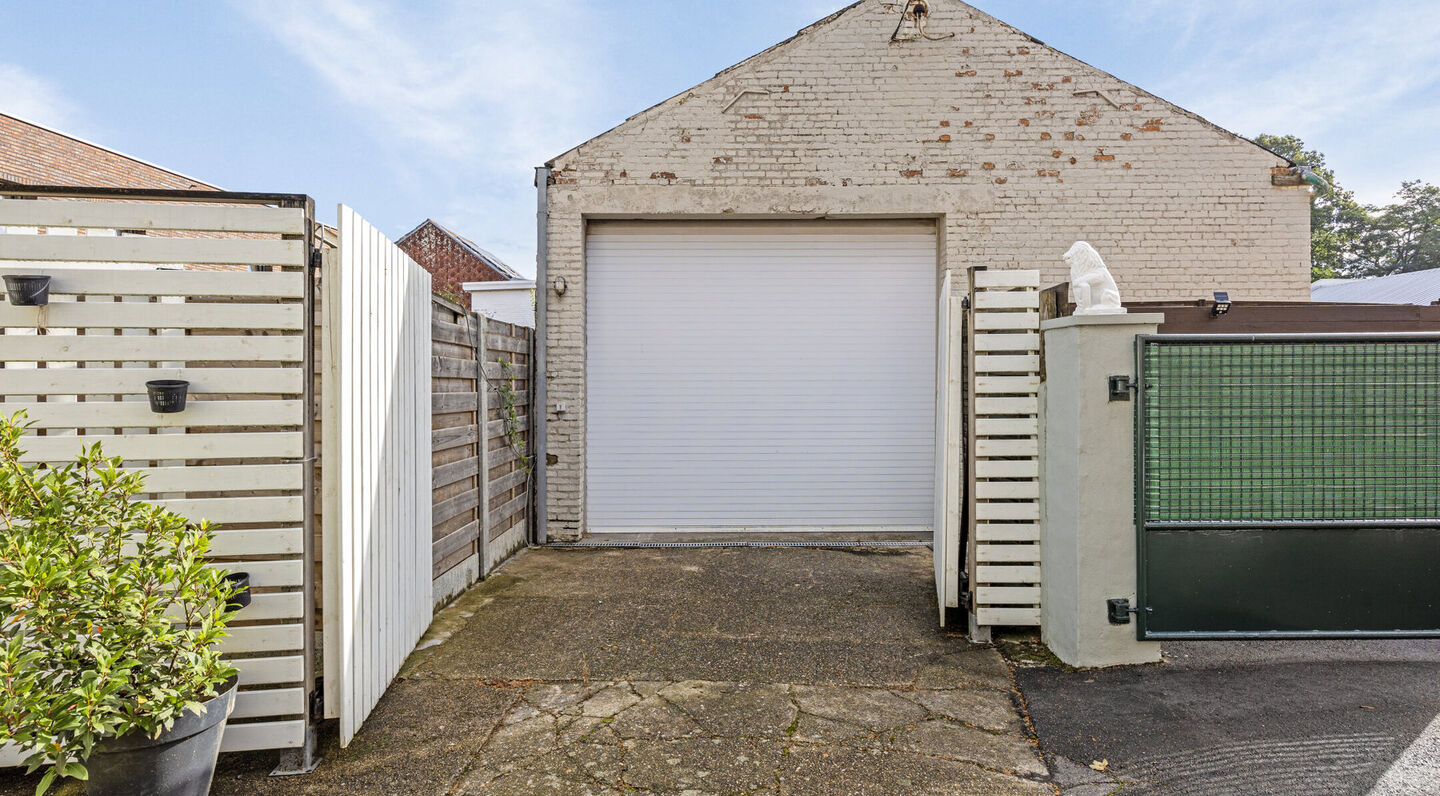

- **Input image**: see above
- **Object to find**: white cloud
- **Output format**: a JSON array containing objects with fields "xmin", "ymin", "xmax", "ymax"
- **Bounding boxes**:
[
  {"xmin": 1125, "ymin": 0, "xmax": 1440, "ymax": 206},
  {"xmin": 234, "ymin": 0, "xmax": 606, "ymax": 274},
  {"xmin": 0, "ymin": 63, "xmax": 78, "ymax": 129}
]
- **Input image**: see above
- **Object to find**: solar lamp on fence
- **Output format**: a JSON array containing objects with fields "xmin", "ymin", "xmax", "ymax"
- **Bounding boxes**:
[{"xmin": 1211, "ymin": 291, "xmax": 1232, "ymax": 317}]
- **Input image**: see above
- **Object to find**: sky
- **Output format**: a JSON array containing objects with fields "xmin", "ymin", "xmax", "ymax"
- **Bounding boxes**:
[{"xmin": 2, "ymin": 0, "xmax": 1438, "ymax": 278}]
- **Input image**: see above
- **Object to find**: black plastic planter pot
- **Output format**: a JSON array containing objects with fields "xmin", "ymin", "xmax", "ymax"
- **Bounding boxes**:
[
  {"xmin": 85, "ymin": 676, "xmax": 237, "ymax": 796},
  {"xmin": 225, "ymin": 571, "xmax": 252, "ymax": 610},
  {"xmin": 3, "ymin": 274, "xmax": 51, "ymax": 306},
  {"xmin": 146, "ymin": 380, "xmax": 189, "ymax": 414}
]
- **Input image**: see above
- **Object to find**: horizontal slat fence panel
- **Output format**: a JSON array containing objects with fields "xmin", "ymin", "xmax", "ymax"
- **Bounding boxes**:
[
  {"xmin": 0, "ymin": 199, "xmax": 306, "ymax": 235},
  {"xmin": 0, "ymin": 196, "xmax": 314, "ymax": 760},
  {"xmin": 0, "ymin": 301, "xmax": 303, "ymax": 330},
  {"xmin": 967, "ymin": 267, "xmax": 1042, "ymax": 633},
  {"xmin": 1, "ymin": 401, "xmax": 305, "ymax": 430},
  {"xmin": 429, "ymin": 301, "xmax": 535, "ymax": 610},
  {"xmin": 0, "ymin": 266, "xmax": 304, "ymax": 298},
  {"xmin": 0, "ymin": 233, "xmax": 302, "ymax": 266},
  {"xmin": 0, "ymin": 334, "xmax": 304, "ymax": 361}
]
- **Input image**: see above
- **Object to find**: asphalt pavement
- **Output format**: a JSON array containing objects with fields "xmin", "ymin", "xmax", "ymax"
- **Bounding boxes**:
[{"xmin": 1011, "ymin": 637, "xmax": 1440, "ymax": 796}]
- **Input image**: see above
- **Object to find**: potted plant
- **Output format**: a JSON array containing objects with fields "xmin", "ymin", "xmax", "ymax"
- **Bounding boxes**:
[
  {"xmin": 2, "ymin": 275, "xmax": 52, "ymax": 306},
  {"xmin": 0, "ymin": 412, "xmax": 242, "ymax": 795}
]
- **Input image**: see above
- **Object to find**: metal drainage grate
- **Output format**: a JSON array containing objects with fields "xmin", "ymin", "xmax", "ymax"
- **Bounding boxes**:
[{"xmin": 547, "ymin": 540, "xmax": 932, "ymax": 550}]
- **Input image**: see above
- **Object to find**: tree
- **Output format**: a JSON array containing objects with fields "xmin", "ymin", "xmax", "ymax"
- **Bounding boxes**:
[{"xmin": 1256, "ymin": 135, "xmax": 1439, "ymax": 280}]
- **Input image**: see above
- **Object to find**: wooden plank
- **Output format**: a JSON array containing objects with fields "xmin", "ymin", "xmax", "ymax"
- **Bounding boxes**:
[
  {"xmin": 975, "ymin": 438, "xmax": 1039, "ymax": 457},
  {"xmin": 219, "ymin": 720, "xmax": 305, "ymax": 752},
  {"xmin": 18, "ymin": 431, "xmax": 302, "ymax": 462},
  {"xmin": 974, "ymin": 480, "xmax": 1039, "ymax": 499},
  {"xmin": 210, "ymin": 527, "xmax": 304, "ymax": 557},
  {"xmin": 489, "ymin": 467, "xmax": 526, "ymax": 495},
  {"xmin": 975, "ymin": 523, "xmax": 1040, "ymax": 542},
  {"xmin": 432, "ymin": 456, "xmax": 479, "ymax": 491},
  {"xmin": 0, "ymin": 333, "xmax": 304, "ymax": 362},
  {"xmin": 0, "ymin": 266, "xmax": 304, "ymax": 298},
  {"xmin": 491, "ymin": 492, "xmax": 527, "ymax": 527},
  {"xmin": 0, "ymin": 301, "xmax": 303, "ymax": 330},
  {"xmin": 975, "ymin": 375, "xmax": 1041, "ymax": 394},
  {"xmin": 975, "ymin": 459, "xmax": 1040, "ymax": 479},
  {"xmin": 975, "ymin": 501, "xmax": 1040, "ymax": 521},
  {"xmin": 485, "ymin": 333, "xmax": 529, "ymax": 355},
  {"xmin": 206, "ymin": 560, "xmax": 304, "ymax": 588},
  {"xmin": 0, "ymin": 367, "xmax": 303, "ymax": 396},
  {"xmin": 155, "ymin": 496, "xmax": 304, "ymax": 524},
  {"xmin": 486, "ymin": 416, "xmax": 528, "ymax": 439},
  {"xmin": 133, "ymin": 464, "xmax": 302, "ymax": 493},
  {"xmin": 973, "ymin": 333, "xmax": 1040, "ymax": 352},
  {"xmin": 432, "ymin": 491, "xmax": 479, "ymax": 527},
  {"xmin": 976, "ymin": 586, "xmax": 1042, "ymax": 603},
  {"xmin": 231, "ymin": 687, "xmax": 307, "ymax": 721},
  {"xmin": 0, "ymin": 199, "xmax": 306, "ymax": 235},
  {"xmin": 0, "ymin": 234, "xmax": 304, "ymax": 266},
  {"xmin": 432, "ymin": 425, "xmax": 479, "ymax": 452},
  {"xmin": 973, "ymin": 311, "xmax": 1040, "ymax": 332},
  {"xmin": 1, "ymin": 400, "xmax": 304, "ymax": 430},
  {"xmin": 975, "ymin": 397, "xmax": 1038, "ymax": 416},
  {"xmin": 975, "ymin": 418, "xmax": 1039, "ymax": 437},
  {"xmin": 229, "ymin": 592, "xmax": 305, "ymax": 622},
  {"xmin": 974, "ymin": 355, "xmax": 1040, "ymax": 373},
  {"xmin": 974, "ymin": 291, "xmax": 1041, "ymax": 310},
  {"xmin": 975, "ymin": 607, "xmax": 1042, "ymax": 626},
  {"xmin": 433, "ymin": 392, "xmax": 478, "ymax": 413},
  {"xmin": 975, "ymin": 543, "xmax": 1041, "ymax": 562},
  {"xmin": 430, "ymin": 318, "xmax": 474, "ymax": 347},
  {"xmin": 432, "ymin": 520, "xmax": 480, "ymax": 564},
  {"xmin": 432, "ymin": 356, "xmax": 478, "ymax": 379},
  {"xmin": 220, "ymin": 624, "xmax": 304, "ymax": 654},
  {"xmin": 973, "ymin": 270, "xmax": 1041, "ymax": 289},
  {"xmin": 975, "ymin": 565, "xmax": 1042, "ymax": 584},
  {"xmin": 232, "ymin": 655, "xmax": 304, "ymax": 687}
]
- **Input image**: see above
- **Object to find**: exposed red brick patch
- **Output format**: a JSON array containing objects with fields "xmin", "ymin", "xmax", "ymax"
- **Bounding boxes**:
[
  {"xmin": 985, "ymin": 134, "xmax": 996, "ymax": 141},
  {"xmin": 982, "ymin": 163, "xmax": 996, "ymax": 170},
  {"xmin": 1019, "ymin": 119, "xmax": 1030, "ymax": 126},
  {"xmin": 713, "ymin": 157, "xmax": 733, "ymax": 164},
  {"xmin": 948, "ymin": 169, "xmax": 968, "ymax": 178},
  {"xmin": 1005, "ymin": 70, "xmax": 1023, "ymax": 77},
  {"xmin": 1064, "ymin": 132, "xmax": 1076, "ymax": 140},
  {"xmin": 956, "ymin": 70, "xmax": 978, "ymax": 77},
  {"xmin": 743, "ymin": 114, "xmax": 763, "ymax": 120},
  {"xmin": 651, "ymin": 171, "xmax": 677, "ymax": 180},
  {"xmin": 901, "ymin": 169, "xmax": 924, "ymax": 178},
  {"xmin": 1040, "ymin": 132, "xmax": 1052, "ymax": 140},
  {"xmin": 1121, "ymin": 133, "xmax": 1133, "ymax": 141},
  {"xmin": 995, "ymin": 177, "xmax": 1008, "ymax": 184},
  {"xmin": 939, "ymin": 135, "xmax": 952, "ymax": 142},
  {"xmin": 1052, "ymin": 150, "xmax": 1064, "ymax": 158},
  {"xmin": 940, "ymin": 120, "xmax": 951, "ymax": 127}
]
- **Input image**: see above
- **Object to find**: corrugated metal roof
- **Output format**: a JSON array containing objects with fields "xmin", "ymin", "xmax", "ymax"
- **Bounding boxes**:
[{"xmin": 1311, "ymin": 268, "xmax": 1440, "ymax": 305}]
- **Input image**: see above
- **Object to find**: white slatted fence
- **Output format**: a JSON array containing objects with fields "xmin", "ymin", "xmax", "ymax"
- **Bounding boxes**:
[
  {"xmin": 966, "ymin": 267, "xmax": 1043, "ymax": 630},
  {"xmin": 322, "ymin": 206, "xmax": 432, "ymax": 746},
  {"xmin": 934, "ymin": 272, "xmax": 964, "ymax": 625},
  {"xmin": 0, "ymin": 194, "xmax": 316, "ymax": 760}
]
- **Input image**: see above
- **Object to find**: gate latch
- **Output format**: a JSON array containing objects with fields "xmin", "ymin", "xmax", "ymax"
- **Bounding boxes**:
[
  {"xmin": 1108, "ymin": 375, "xmax": 1137, "ymax": 402},
  {"xmin": 1107, "ymin": 598, "xmax": 1148, "ymax": 625}
]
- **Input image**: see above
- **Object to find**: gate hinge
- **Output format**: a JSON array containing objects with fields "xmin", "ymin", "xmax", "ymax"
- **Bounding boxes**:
[
  {"xmin": 1108, "ymin": 375, "xmax": 1137, "ymax": 402},
  {"xmin": 1107, "ymin": 598, "xmax": 1149, "ymax": 625}
]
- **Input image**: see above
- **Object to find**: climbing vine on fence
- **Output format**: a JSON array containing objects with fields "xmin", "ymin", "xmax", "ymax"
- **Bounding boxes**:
[{"xmin": 496, "ymin": 359, "xmax": 531, "ymax": 474}]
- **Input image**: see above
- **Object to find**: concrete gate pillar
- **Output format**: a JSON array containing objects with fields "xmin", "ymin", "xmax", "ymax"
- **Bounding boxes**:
[{"xmin": 1039, "ymin": 314, "xmax": 1166, "ymax": 668}]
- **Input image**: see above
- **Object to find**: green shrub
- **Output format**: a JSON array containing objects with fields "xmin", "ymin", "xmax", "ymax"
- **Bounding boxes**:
[{"xmin": 0, "ymin": 412, "xmax": 240, "ymax": 795}]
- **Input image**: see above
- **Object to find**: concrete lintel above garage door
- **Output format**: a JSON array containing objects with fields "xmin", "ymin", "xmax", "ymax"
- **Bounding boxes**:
[{"xmin": 585, "ymin": 220, "xmax": 939, "ymax": 535}]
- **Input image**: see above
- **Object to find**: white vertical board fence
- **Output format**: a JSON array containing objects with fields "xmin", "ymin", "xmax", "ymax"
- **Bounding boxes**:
[
  {"xmin": 934, "ymin": 272, "xmax": 964, "ymax": 625},
  {"xmin": 322, "ymin": 206, "xmax": 432, "ymax": 746},
  {"xmin": 966, "ymin": 268, "xmax": 1043, "ymax": 629},
  {"xmin": 0, "ymin": 196, "xmax": 314, "ymax": 760}
]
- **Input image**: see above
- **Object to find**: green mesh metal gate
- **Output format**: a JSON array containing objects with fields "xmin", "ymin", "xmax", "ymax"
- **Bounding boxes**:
[{"xmin": 1136, "ymin": 334, "xmax": 1440, "ymax": 639}]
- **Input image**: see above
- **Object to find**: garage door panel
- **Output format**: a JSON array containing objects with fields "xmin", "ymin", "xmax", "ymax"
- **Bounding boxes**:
[{"xmin": 586, "ymin": 221, "xmax": 937, "ymax": 532}]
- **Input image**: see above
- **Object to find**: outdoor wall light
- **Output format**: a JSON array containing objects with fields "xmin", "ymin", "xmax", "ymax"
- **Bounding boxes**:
[
  {"xmin": 1211, "ymin": 291, "xmax": 1232, "ymax": 317},
  {"xmin": 553, "ymin": 276, "xmax": 568, "ymax": 296}
]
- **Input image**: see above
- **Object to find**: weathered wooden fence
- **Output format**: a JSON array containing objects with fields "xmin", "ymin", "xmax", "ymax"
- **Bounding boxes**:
[
  {"xmin": 430, "ymin": 297, "xmax": 533, "ymax": 609},
  {"xmin": 966, "ymin": 267, "xmax": 1043, "ymax": 637},
  {"xmin": 321, "ymin": 206, "xmax": 432, "ymax": 746},
  {"xmin": 0, "ymin": 192, "xmax": 317, "ymax": 756}
]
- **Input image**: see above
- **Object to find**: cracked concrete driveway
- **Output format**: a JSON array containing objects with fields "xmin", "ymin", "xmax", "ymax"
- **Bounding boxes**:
[{"xmin": 0, "ymin": 546, "xmax": 1056, "ymax": 795}]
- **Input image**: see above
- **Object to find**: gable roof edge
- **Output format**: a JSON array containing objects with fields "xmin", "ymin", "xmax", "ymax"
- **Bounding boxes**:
[{"xmin": 1, "ymin": 112, "xmax": 222, "ymax": 190}]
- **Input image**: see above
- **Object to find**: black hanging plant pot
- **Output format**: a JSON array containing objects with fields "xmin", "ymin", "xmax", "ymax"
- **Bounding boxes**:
[
  {"xmin": 146, "ymin": 380, "xmax": 189, "ymax": 414},
  {"xmin": 3, "ymin": 274, "xmax": 51, "ymax": 306},
  {"xmin": 224, "ymin": 572, "xmax": 252, "ymax": 610},
  {"xmin": 84, "ymin": 675, "xmax": 238, "ymax": 796}
]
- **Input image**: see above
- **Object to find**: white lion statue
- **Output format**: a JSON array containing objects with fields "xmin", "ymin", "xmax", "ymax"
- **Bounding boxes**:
[{"xmin": 1063, "ymin": 242, "xmax": 1126, "ymax": 316}]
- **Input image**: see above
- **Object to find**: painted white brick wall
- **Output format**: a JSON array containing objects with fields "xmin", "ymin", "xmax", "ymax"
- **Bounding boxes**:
[{"xmin": 541, "ymin": 0, "xmax": 1312, "ymax": 539}]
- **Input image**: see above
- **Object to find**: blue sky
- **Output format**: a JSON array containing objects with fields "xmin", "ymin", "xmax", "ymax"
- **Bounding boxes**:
[{"xmin": 3, "ymin": 0, "xmax": 1438, "ymax": 277}]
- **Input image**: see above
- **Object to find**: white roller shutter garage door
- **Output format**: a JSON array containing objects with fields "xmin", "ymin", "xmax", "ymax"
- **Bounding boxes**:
[{"xmin": 586, "ymin": 221, "xmax": 937, "ymax": 534}]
